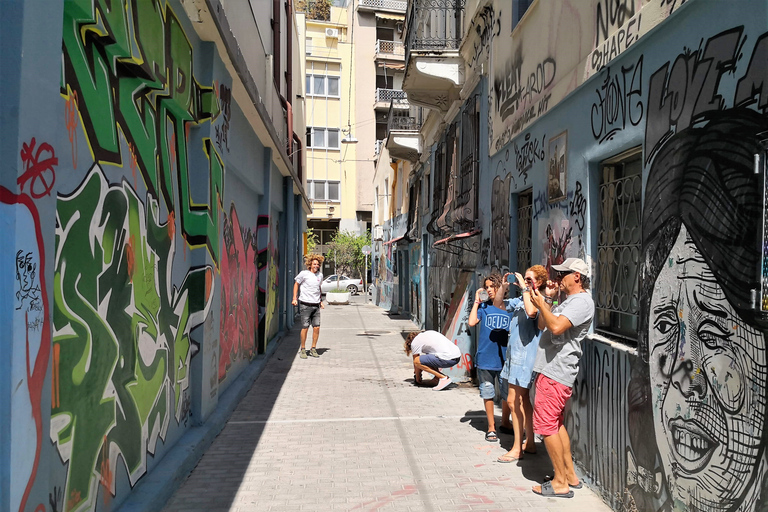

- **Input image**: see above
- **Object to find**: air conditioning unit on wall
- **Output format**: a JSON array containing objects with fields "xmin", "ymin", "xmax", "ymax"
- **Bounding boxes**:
[{"xmin": 325, "ymin": 28, "xmax": 339, "ymax": 39}]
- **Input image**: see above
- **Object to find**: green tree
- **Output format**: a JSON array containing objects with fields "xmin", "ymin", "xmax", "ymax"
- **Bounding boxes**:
[
  {"xmin": 295, "ymin": 0, "xmax": 331, "ymax": 21},
  {"xmin": 305, "ymin": 227, "xmax": 319, "ymax": 255},
  {"xmin": 326, "ymin": 230, "xmax": 371, "ymax": 290}
]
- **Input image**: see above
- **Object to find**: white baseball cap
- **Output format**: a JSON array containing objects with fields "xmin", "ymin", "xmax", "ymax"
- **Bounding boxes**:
[{"xmin": 552, "ymin": 258, "xmax": 589, "ymax": 276}]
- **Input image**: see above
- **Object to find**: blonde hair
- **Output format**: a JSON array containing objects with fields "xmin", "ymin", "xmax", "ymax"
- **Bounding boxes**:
[{"xmin": 304, "ymin": 253, "xmax": 325, "ymax": 269}]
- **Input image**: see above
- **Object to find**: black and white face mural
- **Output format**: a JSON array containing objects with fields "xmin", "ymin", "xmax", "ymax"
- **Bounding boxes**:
[{"xmin": 633, "ymin": 105, "xmax": 768, "ymax": 511}]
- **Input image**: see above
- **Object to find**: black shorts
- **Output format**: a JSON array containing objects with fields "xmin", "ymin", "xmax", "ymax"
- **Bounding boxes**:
[{"xmin": 299, "ymin": 302, "xmax": 321, "ymax": 328}]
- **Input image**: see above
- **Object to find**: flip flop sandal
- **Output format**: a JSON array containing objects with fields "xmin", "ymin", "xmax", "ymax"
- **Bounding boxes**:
[
  {"xmin": 496, "ymin": 454, "xmax": 522, "ymax": 463},
  {"xmin": 485, "ymin": 431, "xmax": 498, "ymax": 442},
  {"xmin": 533, "ymin": 481, "xmax": 574, "ymax": 499},
  {"xmin": 543, "ymin": 475, "xmax": 582, "ymax": 489}
]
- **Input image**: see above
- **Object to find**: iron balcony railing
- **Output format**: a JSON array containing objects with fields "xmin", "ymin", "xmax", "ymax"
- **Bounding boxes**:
[
  {"xmin": 405, "ymin": 0, "xmax": 465, "ymax": 69},
  {"xmin": 375, "ymin": 88, "xmax": 408, "ymax": 105},
  {"xmin": 387, "ymin": 103, "xmax": 424, "ymax": 133},
  {"xmin": 375, "ymin": 39, "xmax": 405, "ymax": 57},
  {"xmin": 359, "ymin": 0, "xmax": 407, "ymax": 11},
  {"xmin": 374, "ymin": 139, "xmax": 385, "ymax": 156}
]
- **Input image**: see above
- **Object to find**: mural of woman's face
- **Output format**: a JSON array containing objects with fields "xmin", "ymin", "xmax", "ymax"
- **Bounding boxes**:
[{"xmin": 648, "ymin": 225, "xmax": 767, "ymax": 510}]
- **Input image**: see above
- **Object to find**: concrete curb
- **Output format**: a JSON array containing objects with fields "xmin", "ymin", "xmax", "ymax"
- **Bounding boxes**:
[{"xmin": 115, "ymin": 331, "xmax": 286, "ymax": 512}]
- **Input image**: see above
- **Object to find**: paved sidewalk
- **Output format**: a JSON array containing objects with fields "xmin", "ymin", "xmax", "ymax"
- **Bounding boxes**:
[{"xmin": 162, "ymin": 296, "xmax": 612, "ymax": 512}]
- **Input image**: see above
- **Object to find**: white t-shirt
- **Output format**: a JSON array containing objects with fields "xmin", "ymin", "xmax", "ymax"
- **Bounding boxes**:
[
  {"xmin": 411, "ymin": 330, "xmax": 461, "ymax": 360},
  {"xmin": 295, "ymin": 270, "xmax": 323, "ymax": 304}
]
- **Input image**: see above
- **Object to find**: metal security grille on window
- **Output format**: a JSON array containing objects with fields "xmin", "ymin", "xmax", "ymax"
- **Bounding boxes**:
[
  {"xmin": 517, "ymin": 191, "xmax": 532, "ymax": 272},
  {"xmin": 596, "ymin": 149, "xmax": 642, "ymax": 342}
]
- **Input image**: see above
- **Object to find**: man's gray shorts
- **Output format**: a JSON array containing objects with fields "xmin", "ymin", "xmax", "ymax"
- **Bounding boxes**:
[{"xmin": 299, "ymin": 302, "xmax": 321, "ymax": 328}]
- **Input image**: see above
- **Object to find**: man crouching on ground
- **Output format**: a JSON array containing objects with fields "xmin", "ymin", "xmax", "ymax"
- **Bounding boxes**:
[
  {"xmin": 404, "ymin": 330, "xmax": 461, "ymax": 391},
  {"xmin": 292, "ymin": 254, "xmax": 325, "ymax": 359}
]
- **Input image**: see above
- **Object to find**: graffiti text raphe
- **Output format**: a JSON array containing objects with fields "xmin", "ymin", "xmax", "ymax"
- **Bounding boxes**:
[
  {"xmin": 52, "ymin": 166, "xmax": 213, "ymax": 512},
  {"xmin": 62, "ymin": 0, "xmax": 224, "ymax": 263},
  {"xmin": 645, "ymin": 27, "xmax": 768, "ymax": 164}
]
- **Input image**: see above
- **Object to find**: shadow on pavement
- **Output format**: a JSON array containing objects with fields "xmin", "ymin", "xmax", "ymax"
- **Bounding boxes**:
[{"xmin": 161, "ymin": 323, "xmax": 303, "ymax": 512}]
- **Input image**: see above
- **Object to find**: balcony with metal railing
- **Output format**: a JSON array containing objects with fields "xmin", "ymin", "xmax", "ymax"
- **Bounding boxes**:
[
  {"xmin": 374, "ymin": 88, "xmax": 408, "ymax": 109},
  {"xmin": 358, "ymin": 0, "xmax": 407, "ymax": 13},
  {"xmin": 385, "ymin": 102, "xmax": 423, "ymax": 162},
  {"xmin": 375, "ymin": 39, "xmax": 405, "ymax": 60},
  {"xmin": 402, "ymin": 0, "xmax": 465, "ymax": 112}
]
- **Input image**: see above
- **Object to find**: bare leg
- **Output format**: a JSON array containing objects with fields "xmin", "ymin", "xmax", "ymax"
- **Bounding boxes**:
[
  {"xmin": 521, "ymin": 389, "xmax": 536, "ymax": 453},
  {"xmin": 532, "ymin": 433, "xmax": 570, "ymax": 495},
  {"xmin": 502, "ymin": 385, "xmax": 524, "ymax": 459},
  {"xmin": 484, "ymin": 398, "xmax": 496, "ymax": 434},
  {"xmin": 500, "ymin": 394, "xmax": 512, "ymax": 429},
  {"xmin": 412, "ymin": 356, "xmax": 446, "ymax": 381},
  {"xmin": 311, "ymin": 326, "xmax": 320, "ymax": 348},
  {"xmin": 300, "ymin": 328, "xmax": 308, "ymax": 350},
  {"xmin": 558, "ymin": 425, "xmax": 579, "ymax": 486}
]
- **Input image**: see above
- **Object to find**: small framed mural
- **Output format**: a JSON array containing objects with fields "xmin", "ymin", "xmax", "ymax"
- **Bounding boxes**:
[{"xmin": 548, "ymin": 131, "xmax": 567, "ymax": 203}]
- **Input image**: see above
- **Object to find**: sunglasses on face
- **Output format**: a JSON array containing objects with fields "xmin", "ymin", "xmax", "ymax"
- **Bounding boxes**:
[{"xmin": 556, "ymin": 270, "xmax": 575, "ymax": 279}]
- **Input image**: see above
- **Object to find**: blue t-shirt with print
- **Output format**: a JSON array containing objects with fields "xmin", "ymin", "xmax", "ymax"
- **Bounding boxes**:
[{"xmin": 475, "ymin": 303, "xmax": 511, "ymax": 370}]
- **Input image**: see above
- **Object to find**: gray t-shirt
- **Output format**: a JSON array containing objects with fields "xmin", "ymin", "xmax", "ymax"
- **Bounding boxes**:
[{"xmin": 533, "ymin": 292, "xmax": 594, "ymax": 387}]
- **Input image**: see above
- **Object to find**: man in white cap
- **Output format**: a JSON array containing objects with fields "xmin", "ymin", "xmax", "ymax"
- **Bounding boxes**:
[{"xmin": 528, "ymin": 258, "xmax": 594, "ymax": 499}]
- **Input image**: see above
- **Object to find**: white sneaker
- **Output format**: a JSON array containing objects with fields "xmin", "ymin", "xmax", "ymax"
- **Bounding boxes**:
[{"xmin": 433, "ymin": 377, "xmax": 452, "ymax": 391}]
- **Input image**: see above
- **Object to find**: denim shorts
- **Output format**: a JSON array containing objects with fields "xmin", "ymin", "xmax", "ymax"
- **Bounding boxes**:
[
  {"xmin": 299, "ymin": 303, "xmax": 321, "ymax": 328},
  {"xmin": 419, "ymin": 353, "xmax": 460, "ymax": 371},
  {"xmin": 477, "ymin": 368, "xmax": 508, "ymax": 400}
]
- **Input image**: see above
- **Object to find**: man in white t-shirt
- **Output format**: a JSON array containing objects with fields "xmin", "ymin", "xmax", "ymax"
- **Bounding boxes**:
[
  {"xmin": 292, "ymin": 254, "xmax": 325, "ymax": 359},
  {"xmin": 404, "ymin": 330, "xmax": 461, "ymax": 391}
]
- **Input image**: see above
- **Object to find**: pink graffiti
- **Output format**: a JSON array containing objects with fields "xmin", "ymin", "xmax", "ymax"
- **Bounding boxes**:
[
  {"xmin": 1, "ymin": 187, "xmax": 51, "ymax": 512},
  {"xmin": 219, "ymin": 205, "xmax": 257, "ymax": 381},
  {"xmin": 18, "ymin": 138, "xmax": 57, "ymax": 199},
  {"xmin": 349, "ymin": 484, "xmax": 418, "ymax": 510}
]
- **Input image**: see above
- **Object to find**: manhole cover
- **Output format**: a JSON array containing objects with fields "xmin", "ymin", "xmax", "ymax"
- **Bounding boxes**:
[{"xmin": 357, "ymin": 330, "xmax": 391, "ymax": 336}]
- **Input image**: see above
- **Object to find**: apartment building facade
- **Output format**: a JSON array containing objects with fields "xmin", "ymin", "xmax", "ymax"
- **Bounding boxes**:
[
  {"xmin": 375, "ymin": 0, "xmax": 768, "ymax": 510},
  {"xmin": 1, "ymin": 1, "xmax": 309, "ymax": 510}
]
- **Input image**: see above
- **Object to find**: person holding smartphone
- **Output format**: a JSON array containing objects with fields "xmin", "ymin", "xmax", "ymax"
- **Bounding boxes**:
[
  {"xmin": 468, "ymin": 273, "xmax": 512, "ymax": 442},
  {"xmin": 527, "ymin": 258, "xmax": 594, "ymax": 498},
  {"xmin": 495, "ymin": 265, "xmax": 547, "ymax": 462}
]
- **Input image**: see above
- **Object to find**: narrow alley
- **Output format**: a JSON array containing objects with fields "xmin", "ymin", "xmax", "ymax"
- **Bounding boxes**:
[{"xmin": 161, "ymin": 298, "xmax": 612, "ymax": 512}]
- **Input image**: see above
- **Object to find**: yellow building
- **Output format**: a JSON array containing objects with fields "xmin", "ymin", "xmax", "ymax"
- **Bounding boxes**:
[{"xmin": 297, "ymin": 0, "xmax": 406, "ymax": 275}]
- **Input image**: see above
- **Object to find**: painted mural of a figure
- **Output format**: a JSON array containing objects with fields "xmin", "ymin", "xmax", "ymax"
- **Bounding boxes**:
[{"xmin": 629, "ymin": 109, "xmax": 768, "ymax": 512}]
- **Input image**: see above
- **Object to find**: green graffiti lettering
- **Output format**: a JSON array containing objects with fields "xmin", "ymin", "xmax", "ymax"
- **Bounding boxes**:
[
  {"xmin": 52, "ymin": 165, "xmax": 212, "ymax": 511},
  {"xmin": 62, "ymin": 0, "xmax": 223, "ymax": 264}
]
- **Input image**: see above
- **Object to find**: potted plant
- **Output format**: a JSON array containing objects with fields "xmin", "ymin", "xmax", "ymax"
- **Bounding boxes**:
[
  {"xmin": 326, "ymin": 287, "xmax": 351, "ymax": 305},
  {"xmin": 325, "ymin": 230, "xmax": 371, "ymax": 305}
]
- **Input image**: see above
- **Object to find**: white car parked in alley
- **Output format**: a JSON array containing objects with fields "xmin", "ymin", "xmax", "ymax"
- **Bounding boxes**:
[{"xmin": 321, "ymin": 275, "xmax": 363, "ymax": 295}]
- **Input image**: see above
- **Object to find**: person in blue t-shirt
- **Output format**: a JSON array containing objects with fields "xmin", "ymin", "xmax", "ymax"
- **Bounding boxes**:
[
  {"xmin": 495, "ymin": 265, "xmax": 547, "ymax": 462},
  {"xmin": 468, "ymin": 273, "xmax": 512, "ymax": 442}
]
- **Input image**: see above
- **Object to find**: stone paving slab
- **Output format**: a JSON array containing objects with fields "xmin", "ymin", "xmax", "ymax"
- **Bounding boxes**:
[{"xmin": 162, "ymin": 297, "xmax": 613, "ymax": 512}]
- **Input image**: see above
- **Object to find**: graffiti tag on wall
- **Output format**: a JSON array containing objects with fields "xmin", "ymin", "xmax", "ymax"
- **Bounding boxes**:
[
  {"xmin": 52, "ymin": 166, "xmax": 213, "ymax": 511},
  {"xmin": 62, "ymin": 0, "xmax": 224, "ymax": 263},
  {"xmin": 220, "ymin": 204, "xmax": 257, "ymax": 381}
]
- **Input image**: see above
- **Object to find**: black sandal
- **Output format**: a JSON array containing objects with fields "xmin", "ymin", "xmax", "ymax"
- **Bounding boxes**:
[{"xmin": 485, "ymin": 431, "xmax": 498, "ymax": 442}]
